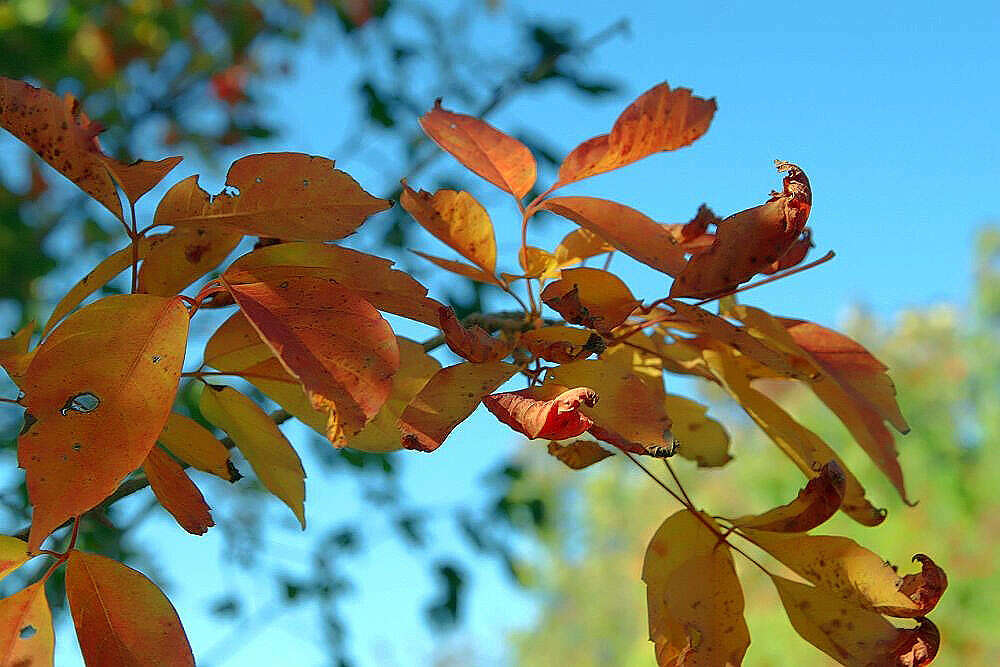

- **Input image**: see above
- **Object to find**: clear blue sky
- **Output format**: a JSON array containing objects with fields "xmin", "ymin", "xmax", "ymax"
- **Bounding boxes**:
[{"xmin": 26, "ymin": 1, "xmax": 1000, "ymax": 664}]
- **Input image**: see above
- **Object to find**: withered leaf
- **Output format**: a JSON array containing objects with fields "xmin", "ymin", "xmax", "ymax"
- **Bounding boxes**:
[
  {"xmin": 157, "ymin": 413, "xmax": 237, "ymax": 482},
  {"xmin": 483, "ymin": 385, "xmax": 598, "ymax": 440},
  {"xmin": 439, "ymin": 307, "xmax": 512, "ymax": 363},
  {"xmin": 545, "ymin": 440, "xmax": 613, "ymax": 470},
  {"xmin": 541, "ymin": 268, "xmax": 641, "ymax": 334},
  {"xmin": 519, "ymin": 326, "xmax": 603, "ymax": 364},
  {"xmin": 732, "ymin": 460, "xmax": 846, "ymax": 532}
]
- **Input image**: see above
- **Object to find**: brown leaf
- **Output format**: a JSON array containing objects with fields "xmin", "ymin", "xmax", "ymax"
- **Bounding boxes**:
[
  {"xmin": 732, "ymin": 460, "xmax": 846, "ymax": 532},
  {"xmin": 142, "ymin": 446, "xmax": 214, "ymax": 536},
  {"xmin": 770, "ymin": 575, "xmax": 940, "ymax": 667},
  {"xmin": 400, "ymin": 183, "xmax": 497, "ymax": 274},
  {"xmin": 419, "ymin": 100, "xmax": 536, "ymax": 198},
  {"xmin": 138, "ymin": 227, "xmax": 242, "ymax": 296},
  {"xmin": 519, "ymin": 326, "xmax": 604, "ymax": 364},
  {"xmin": 539, "ymin": 197, "xmax": 687, "ymax": 276},
  {"xmin": 483, "ymin": 385, "xmax": 598, "ymax": 440},
  {"xmin": 541, "ymin": 268, "xmax": 641, "ymax": 334},
  {"xmin": 762, "ymin": 228, "xmax": 813, "ymax": 274},
  {"xmin": 545, "ymin": 440, "xmax": 613, "ymax": 470},
  {"xmin": 398, "ymin": 362, "xmax": 517, "ymax": 452},
  {"xmin": 671, "ymin": 160, "xmax": 812, "ymax": 298},
  {"xmin": 153, "ymin": 152, "xmax": 390, "ymax": 241},
  {"xmin": 439, "ymin": 306, "xmax": 512, "ymax": 363},
  {"xmin": 556, "ymin": 82, "xmax": 716, "ymax": 187}
]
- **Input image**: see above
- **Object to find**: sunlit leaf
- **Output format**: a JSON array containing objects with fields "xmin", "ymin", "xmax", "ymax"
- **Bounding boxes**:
[
  {"xmin": 662, "ymin": 393, "xmax": 731, "ymax": 467},
  {"xmin": 545, "ymin": 440, "xmax": 613, "ymax": 470},
  {"xmin": 438, "ymin": 306, "xmax": 512, "ymax": 363},
  {"xmin": 483, "ymin": 385, "xmax": 598, "ymax": 440},
  {"xmin": 398, "ymin": 362, "xmax": 517, "ymax": 452},
  {"xmin": 541, "ymin": 268, "xmax": 641, "ymax": 334},
  {"xmin": 419, "ymin": 100, "xmax": 536, "ymax": 198},
  {"xmin": 158, "ymin": 413, "xmax": 238, "ymax": 482},
  {"xmin": 516, "ymin": 246, "xmax": 559, "ymax": 281},
  {"xmin": 732, "ymin": 460, "xmax": 845, "ymax": 532},
  {"xmin": 138, "ymin": 227, "xmax": 242, "ymax": 296},
  {"xmin": 0, "ymin": 582, "xmax": 53, "ymax": 666},
  {"xmin": 400, "ymin": 184, "xmax": 497, "ymax": 274},
  {"xmin": 66, "ymin": 550, "xmax": 195, "ymax": 666},
  {"xmin": 553, "ymin": 228, "xmax": 614, "ymax": 269},
  {"xmin": 519, "ymin": 326, "xmax": 604, "ymax": 364},
  {"xmin": 19, "ymin": 295, "xmax": 189, "ymax": 553},
  {"xmin": 199, "ymin": 385, "xmax": 306, "ymax": 527},
  {"xmin": 143, "ymin": 446, "xmax": 215, "ymax": 536},
  {"xmin": 540, "ymin": 197, "xmax": 687, "ymax": 276},
  {"xmin": 0, "ymin": 537, "xmax": 29, "ymax": 583},
  {"xmin": 410, "ymin": 250, "xmax": 504, "ymax": 287},
  {"xmin": 153, "ymin": 152, "xmax": 391, "ymax": 241}
]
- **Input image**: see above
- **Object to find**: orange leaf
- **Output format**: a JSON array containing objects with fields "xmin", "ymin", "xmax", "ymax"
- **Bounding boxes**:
[
  {"xmin": 138, "ymin": 226, "xmax": 242, "ymax": 296},
  {"xmin": 770, "ymin": 575, "xmax": 940, "ymax": 667},
  {"xmin": 539, "ymin": 197, "xmax": 687, "ymax": 276},
  {"xmin": 483, "ymin": 385, "xmax": 598, "ymax": 440},
  {"xmin": 671, "ymin": 160, "xmax": 812, "ymax": 298},
  {"xmin": 0, "ymin": 582, "xmax": 54, "ymax": 666},
  {"xmin": 545, "ymin": 440, "xmax": 613, "ymax": 470},
  {"xmin": 556, "ymin": 82, "xmax": 716, "ymax": 187},
  {"xmin": 519, "ymin": 326, "xmax": 604, "ymax": 364},
  {"xmin": 66, "ymin": 550, "xmax": 195, "ymax": 666},
  {"xmin": 142, "ymin": 446, "xmax": 215, "ymax": 536},
  {"xmin": 19, "ymin": 295, "xmax": 189, "ymax": 553},
  {"xmin": 553, "ymin": 227, "xmax": 614, "ymax": 269},
  {"xmin": 662, "ymin": 203, "xmax": 721, "ymax": 245},
  {"xmin": 410, "ymin": 250, "xmax": 504, "ymax": 287},
  {"xmin": 199, "ymin": 385, "xmax": 306, "ymax": 527},
  {"xmin": 746, "ymin": 531, "xmax": 947, "ymax": 618},
  {"xmin": 419, "ymin": 100, "xmax": 536, "ymax": 199},
  {"xmin": 153, "ymin": 152, "xmax": 390, "ymax": 241},
  {"xmin": 0, "ymin": 77, "xmax": 181, "ymax": 219},
  {"xmin": 762, "ymin": 228, "xmax": 813, "ymax": 274},
  {"xmin": 0, "ymin": 320, "xmax": 35, "ymax": 386},
  {"xmin": 438, "ymin": 306, "xmax": 511, "ymax": 363},
  {"xmin": 221, "ymin": 267, "xmax": 399, "ymax": 437},
  {"xmin": 642, "ymin": 510, "xmax": 749, "ymax": 666},
  {"xmin": 662, "ymin": 393, "xmax": 732, "ymax": 468},
  {"xmin": 158, "ymin": 413, "xmax": 238, "ymax": 482},
  {"xmin": 0, "ymin": 537, "xmax": 29, "ymax": 583},
  {"xmin": 400, "ymin": 183, "xmax": 497, "ymax": 274},
  {"xmin": 541, "ymin": 268, "xmax": 641, "ymax": 334},
  {"xmin": 229, "ymin": 242, "xmax": 443, "ymax": 326},
  {"xmin": 398, "ymin": 362, "xmax": 517, "ymax": 452},
  {"xmin": 732, "ymin": 460, "xmax": 846, "ymax": 532}
]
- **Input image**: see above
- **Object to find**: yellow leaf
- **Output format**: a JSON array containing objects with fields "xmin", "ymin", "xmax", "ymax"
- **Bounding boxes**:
[
  {"xmin": 553, "ymin": 227, "xmax": 613, "ymax": 268},
  {"xmin": 400, "ymin": 184, "xmax": 497, "ymax": 274},
  {"xmin": 153, "ymin": 152, "xmax": 390, "ymax": 241},
  {"xmin": 410, "ymin": 249, "xmax": 503, "ymax": 287},
  {"xmin": 199, "ymin": 385, "xmax": 306, "ymax": 527},
  {"xmin": 138, "ymin": 226, "xmax": 242, "ymax": 296},
  {"xmin": 0, "ymin": 320, "xmax": 35, "ymax": 385},
  {"xmin": 158, "ymin": 413, "xmax": 237, "ymax": 482},
  {"xmin": 0, "ymin": 537, "xmax": 29, "ymax": 582},
  {"xmin": 19, "ymin": 295, "xmax": 189, "ymax": 553},
  {"xmin": 662, "ymin": 393, "xmax": 731, "ymax": 467},
  {"xmin": 0, "ymin": 582, "xmax": 53, "ymax": 666},
  {"xmin": 545, "ymin": 440, "xmax": 613, "ymax": 470},
  {"xmin": 517, "ymin": 246, "xmax": 559, "ymax": 281}
]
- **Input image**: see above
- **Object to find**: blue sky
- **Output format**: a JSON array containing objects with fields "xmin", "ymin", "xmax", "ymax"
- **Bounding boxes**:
[{"xmin": 6, "ymin": 1, "xmax": 999, "ymax": 665}]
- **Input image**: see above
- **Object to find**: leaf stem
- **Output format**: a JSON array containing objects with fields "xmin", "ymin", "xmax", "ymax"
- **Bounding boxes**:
[{"xmin": 129, "ymin": 201, "xmax": 139, "ymax": 293}]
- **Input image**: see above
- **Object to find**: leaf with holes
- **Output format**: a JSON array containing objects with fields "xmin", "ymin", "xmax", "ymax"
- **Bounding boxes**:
[
  {"xmin": 541, "ymin": 268, "xmax": 641, "ymax": 334},
  {"xmin": 0, "ymin": 582, "xmax": 53, "ymax": 666},
  {"xmin": 143, "ymin": 446, "xmax": 214, "ymax": 536},
  {"xmin": 19, "ymin": 295, "xmax": 189, "ymax": 553},
  {"xmin": 153, "ymin": 152, "xmax": 390, "ymax": 241},
  {"xmin": 66, "ymin": 550, "xmax": 194, "ymax": 666},
  {"xmin": 483, "ymin": 385, "xmax": 598, "ymax": 440},
  {"xmin": 732, "ymin": 460, "xmax": 846, "ymax": 532}
]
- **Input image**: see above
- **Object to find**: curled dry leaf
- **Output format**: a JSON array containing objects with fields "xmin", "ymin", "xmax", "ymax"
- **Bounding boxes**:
[
  {"xmin": 556, "ymin": 82, "xmax": 716, "ymax": 187},
  {"xmin": 419, "ymin": 100, "xmax": 536, "ymax": 199},
  {"xmin": 671, "ymin": 160, "xmax": 813, "ymax": 298},
  {"xmin": 221, "ymin": 267, "xmax": 399, "ymax": 437},
  {"xmin": 770, "ymin": 575, "xmax": 940, "ymax": 667},
  {"xmin": 539, "ymin": 197, "xmax": 687, "ymax": 276},
  {"xmin": 229, "ymin": 241, "xmax": 443, "ymax": 326},
  {"xmin": 398, "ymin": 362, "xmax": 517, "ymax": 452},
  {"xmin": 158, "ymin": 413, "xmax": 238, "ymax": 482},
  {"xmin": 66, "ymin": 550, "xmax": 195, "ymax": 667},
  {"xmin": 142, "ymin": 446, "xmax": 215, "ymax": 536},
  {"xmin": 138, "ymin": 226, "xmax": 242, "ymax": 297},
  {"xmin": 439, "ymin": 307, "xmax": 512, "ymax": 363},
  {"xmin": 0, "ymin": 582, "xmax": 54, "ymax": 666},
  {"xmin": 519, "ymin": 326, "xmax": 604, "ymax": 364},
  {"xmin": 19, "ymin": 295, "xmax": 189, "ymax": 553},
  {"xmin": 545, "ymin": 440, "xmax": 613, "ymax": 470},
  {"xmin": 732, "ymin": 460, "xmax": 846, "ymax": 532},
  {"xmin": 745, "ymin": 531, "xmax": 947, "ymax": 618},
  {"xmin": 483, "ymin": 385, "xmax": 598, "ymax": 440},
  {"xmin": 199, "ymin": 385, "xmax": 306, "ymax": 528},
  {"xmin": 662, "ymin": 203, "xmax": 722, "ymax": 247},
  {"xmin": 400, "ymin": 183, "xmax": 497, "ymax": 274},
  {"xmin": 540, "ymin": 268, "xmax": 641, "ymax": 335},
  {"xmin": 0, "ymin": 77, "xmax": 181, "ymax": 219},
  {"xmin": 154, "ymin": 152, "xmax": 391, "ymax": 241}
]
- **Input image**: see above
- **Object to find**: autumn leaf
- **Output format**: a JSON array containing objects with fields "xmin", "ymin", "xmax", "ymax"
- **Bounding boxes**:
[
  {"xmin": 539, "ymin": 197, "xmax": 687, "ymax": 276},
  {"xmin": 745, "ymin": 531, "xmax": 947, "ymax": 618},
  {"xmin": 398, "ymin": 362, "xmax": 517, "ymax": 452},
  {"xmin": 221, "ymin": 267, "xmax": 400, "ymax": 437},
  {"xmin": 438, "ymin": 306, "xmax": 512, "ymax": 363},
  {"xmin": 199, "ymin": 385, "xmax": 306, "ymax": 527},
  {"xmin": 483, "ymin": 385, "xmax": 598, "ymax": 440},
  {"xmin": 762, "ymin": 228, "xmax": 813, "ymax": 274},
  {"xmin": 400, "ymin": 183, "xmax": 497, "ymax": 274},
  {"xmin": 553, "ymin": 227, "xmax": 614, "ymax": 269},
  {"xmin": 540, "ymin": 268, "xmax": 641, "ymax": 334},
  {"xmin": 153, "ymin": 152, "xmax": 391, "ymax": 241},
  {"xmin": 19, "ymin": 295, "xmax": 189, "ymax": 553},
  {"xmin": 642, "ymin": 509, "xmax": 749, "ymax": 666},
  {"xmin": 138, "ymin": 226, "xmax": 242, "ymax": 296},
  {"xmin": 230, "ymin": 242, "xmax": 443, "ymax": 326},
  {"xmin": 770, "ymin": 575, "xmax": 940, "ymax": 667},
  {"xmin": 0, "ymin": 582, "xmax": 54, "ymax": 666},
  {"xmin": 0, "ymin": 537, "xmax": 29, "ymax": 583},
  {"xmin": 519, "ymin": 326, "xmax": 604, "ymax": 364},
  {"xmin": 0, "ymin": 77, "xmax": 181, "ymax": 219},
  {"xmin": 0, "ymin": 320, "xmax": 35, "ymax": 386},
  {"xmin": 516, "ymin": 246, "xmax": 559, "ymax": 281},
  {"xmin": 410, "ymin": 250, "xmax": 504, "ymax": 287},
  {"xmin": 662, "ymin": 203, "xmax": 721, "ymax": 247},
  {"xmin": 731, "ymin": 460, "xmax": 846, "ymax": 532},
  {"xmin": 556, "ymin": 82, "xmax": 716, "ymax": 187},
  {"xmin": 671, "ymin": 160, "xmax": 812, "ymax": 298},
  {"xmin": 662, "ymin": 393, "xmax": 732, "ymax": 467},
  {"xmin": 66, "ymin": 550, "xmax": 195, "ymax": 666},
  {"xmin": 143, "ymin": 446, "xmax": 215, "ymax": 536},
  {"xmin": 158, "ymin": 413, "xmax": 238, "ymax": 482},
  {"xmin": 545, "ymin": 440, "xmax": 613, "ymax": 470},
  {"xmin": 419, "ymin": 100, "xmax": 536, "ymax": 199}
]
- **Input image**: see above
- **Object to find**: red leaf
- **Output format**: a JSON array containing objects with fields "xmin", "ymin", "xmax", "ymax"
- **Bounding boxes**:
[{"xmin": 483, "ymin": 386, "xmax": 598, "ymax": 440}]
